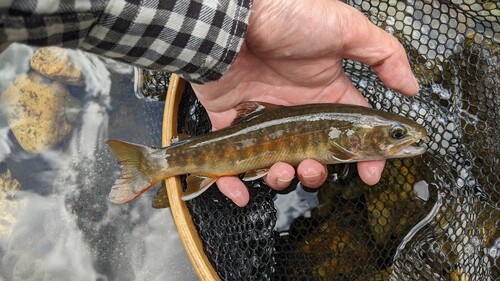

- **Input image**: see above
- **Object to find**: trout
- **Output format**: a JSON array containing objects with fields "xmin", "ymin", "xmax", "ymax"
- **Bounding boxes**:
[{"xmin": 107, "ymin": 102, "xmax": 427, "ymax": 204}]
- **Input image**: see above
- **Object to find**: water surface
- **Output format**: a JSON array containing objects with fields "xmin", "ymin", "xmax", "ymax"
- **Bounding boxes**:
[{"xmin": 0, "ymin": 44, "xmax": 197, "ymax": 281}]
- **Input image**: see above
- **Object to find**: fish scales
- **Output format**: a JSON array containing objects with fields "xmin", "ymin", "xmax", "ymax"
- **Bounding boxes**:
[
  {"xmin": 167, "ymin": 115, "xmax": 348, "ymax": 176},
  {"xmin": 107, "ymin": 102, "xmax": 427, "ymax": 204}
]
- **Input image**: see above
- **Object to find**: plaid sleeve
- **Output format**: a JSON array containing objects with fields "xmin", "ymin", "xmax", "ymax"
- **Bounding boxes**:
[{"xmin": 0, "ymin": 0, "xmax": 252, "ymax": 83}]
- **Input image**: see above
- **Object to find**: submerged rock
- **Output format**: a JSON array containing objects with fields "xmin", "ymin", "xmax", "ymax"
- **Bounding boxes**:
[
  {"xmin": 297, "ymin": 213, "xmax": 377, "ymax": 279},
  {"xmin": 30, "ymin": 47, "xmax": 83, "ymax": 86},
  {"xmin": 0, "ymin": 164, "xmax": 21, "ymax": 239},
  {"xmin": 353, "ymin": 268, "xmax": 391, "ymax": 281},
  {"xmin": 1, "ymin": 72, "xmax": 73, "ymax": 153},
  {"xmin": 364, "ymin": 157, "xmax": 433, "ymax": 246},
  {"xmin": 452, "ymin": 34, "xmax": 500, "ymax": 202}
]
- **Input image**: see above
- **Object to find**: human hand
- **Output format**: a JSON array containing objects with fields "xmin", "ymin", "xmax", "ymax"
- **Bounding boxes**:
[{"xmin": 191, "ymin": 0, "xmax": 419, "ymax": 207}]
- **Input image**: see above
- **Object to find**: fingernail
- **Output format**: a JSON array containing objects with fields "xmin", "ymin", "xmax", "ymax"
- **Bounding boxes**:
[
  {"xmin": 367, "ymin": 166, "xmax": 378, "ymax": 177},
  {"xmin": 229, "ymin": 190, "xmax": 245, "ymax": 207},
  {"xmin": 277, "ymin": 177, "xmax": 293, "ymax": 189},
  {"xmin": 234, "ymin": 200, "xmax": 247, "ymax": 208},
  {"xmin": 364, "ymin": 166, "xmax": 381, "ymax": 185},
  {"xmin": 303, "ymin": 173, "xmax": 322, "ymax": 184}
]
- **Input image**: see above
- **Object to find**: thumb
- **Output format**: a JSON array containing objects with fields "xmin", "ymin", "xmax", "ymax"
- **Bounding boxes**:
[{"xmin": 336, "ymin": 2, "xmax": 419, "ymax": 96}]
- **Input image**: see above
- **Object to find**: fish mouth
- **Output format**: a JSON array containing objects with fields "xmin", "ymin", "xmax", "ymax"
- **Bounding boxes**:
[
  {"xmin": 386, "ymin": 135, "xmax": 427, "ymax": 158},
  {"xmin": 389, "ymin": 144, "xmax": 426, "ymax": 158}
]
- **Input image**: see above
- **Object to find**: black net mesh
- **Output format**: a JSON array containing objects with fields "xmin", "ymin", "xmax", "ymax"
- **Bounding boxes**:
[
  {"xmin": 134, "ymin": 68, "xmax": 170, "ymax": 101},
  {"xmin": 141, "ymin": 1, "xmax": 499, "ymax": 279}
]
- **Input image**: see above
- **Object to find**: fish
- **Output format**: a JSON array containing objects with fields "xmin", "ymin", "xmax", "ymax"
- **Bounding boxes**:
[
  {"xmin": 107, "ymin": 102, "xmax": 427, "ymax": 204},
  {"xmin": 151, "ymin": 183, "xmax": 170, "ymax": 209}
]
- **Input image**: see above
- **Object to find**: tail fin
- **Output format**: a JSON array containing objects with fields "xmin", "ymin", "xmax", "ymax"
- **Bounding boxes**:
[{"xmin": 107, "ymin": 140, "xmax": 163, "ymax": 204}]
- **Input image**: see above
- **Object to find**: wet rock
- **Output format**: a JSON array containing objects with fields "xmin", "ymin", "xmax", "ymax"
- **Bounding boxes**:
[
  {"xmin": 353, "ymin": 267, "xmax": 391, "ymax": 281},
  {"xmin": 312, "ymin": 164, "xmax": 359, "ymax": 218},
  {"xmin": 450, "ymin": 34, "xmax": 500, "ymax": 202},
  {"xmin": 12, "ymin": 254, "xmax": 52, "ymax": 281},
  {"xmin": 364, "ymin": 157, "xmax": 434, "ymax": 246},
  {"xmin": 0, "ymin": 164, "xmax": 21, "ymax": 239},
  {"xmin": 297, "ymin": 214, "xmax": 377, "ymax": 279},
  {"xmin": 400, "ymin": 197, "xmax": 499, "ymax": 281},
  {"xmin": 30, "ymin": 47, "xmax": 83, "ymax": 86},
  {"xmin": 293, "ymin": 195, "xmax": 377, "ymax": 279},
  {"xmin": 1, "ymin": 72, "xmax": 73, "ymax": 153}
]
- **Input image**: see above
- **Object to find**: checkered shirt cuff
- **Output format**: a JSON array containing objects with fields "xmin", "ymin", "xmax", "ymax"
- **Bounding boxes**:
[{"xmin": 0, "ymin": 0, "xmax": 252, "ymax": 83}]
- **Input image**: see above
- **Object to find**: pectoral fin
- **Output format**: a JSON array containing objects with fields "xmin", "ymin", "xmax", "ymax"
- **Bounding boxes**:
[
  {"xmin": 181, "ymin": 175, "xmax": 218, "ymax": 201},
  {"xmin": 329, "ymin": 143, "xmax": 356, "ymax": 162},
  {"xmin": 242, "ymin": 168, "xmax": 269, "ymax": 181}
]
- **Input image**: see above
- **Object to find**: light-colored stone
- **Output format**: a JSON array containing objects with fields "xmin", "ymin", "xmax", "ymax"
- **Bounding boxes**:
[
  {"xmin": 0, "ymin": 167, "xmax": 21, "ymax": 239},
  {"xmin": 30, "ymin": 47, "xmax": 83, "ymax": 86},
  {"xmin": 1, "ymin": 72, "xmax": 73, "ymax": 153}
]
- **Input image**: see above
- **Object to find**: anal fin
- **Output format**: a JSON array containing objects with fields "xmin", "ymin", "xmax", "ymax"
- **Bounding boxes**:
[
  {"xmin": 152, "ymin": 182, "xmax": 170, "ymax": 209},
  {"xmin": 242, "ymin": 168, "xmax": 269, "ymax": 181},
  {"xmin": 181, "ymin": 175, "xmax": 218, "ymax": 201}
]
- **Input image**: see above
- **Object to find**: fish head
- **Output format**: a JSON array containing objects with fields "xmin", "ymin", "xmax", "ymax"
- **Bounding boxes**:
[{"xmin": 345, "ymin": 114, "xmax": 427, "ymax": 160}]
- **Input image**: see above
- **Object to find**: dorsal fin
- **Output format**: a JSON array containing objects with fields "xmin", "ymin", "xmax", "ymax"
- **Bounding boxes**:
[{"xmin": 232, "ymin": 101, "xmax": 282, "ymax": 125}]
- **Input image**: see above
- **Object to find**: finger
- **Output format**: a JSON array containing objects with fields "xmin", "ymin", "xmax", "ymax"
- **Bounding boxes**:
[
  {"xmin": 297, "ymin": 160, "xmax": 328, "ymax": 189},
  {"xmin": 216, "ymin": 176, "xmax": 249, "ymax": 207},
  {"xmin": 338, "ymin": 2, "xmax": 419, "ymax": 96},
  {"xmin": 357, "ymin": 160, "xmax": 386, "ymax": 185},
  {"xmin": 264, "ymin": 162, "xmax": 295, "ymax": 190}
]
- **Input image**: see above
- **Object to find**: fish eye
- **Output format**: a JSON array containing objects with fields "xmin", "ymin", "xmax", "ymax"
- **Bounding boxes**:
[{"xmin": 390, "ymin": 124, "xmax": 407, "ymax": 140}]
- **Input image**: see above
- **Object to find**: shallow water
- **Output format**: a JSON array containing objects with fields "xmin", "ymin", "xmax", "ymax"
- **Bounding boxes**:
[{"xmin": 0, "ymin": 44, "xmax": 196, "ymax": 281}]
